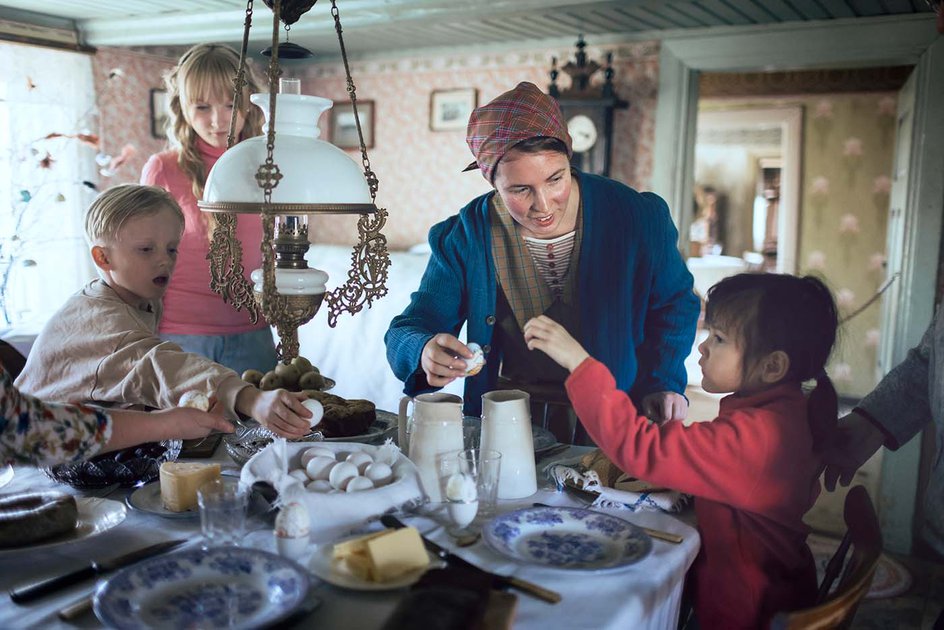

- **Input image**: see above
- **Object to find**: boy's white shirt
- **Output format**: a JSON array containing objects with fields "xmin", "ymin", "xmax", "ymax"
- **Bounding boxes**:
[{"xmin": 14, "ymin": 278, "xmax": 249, "ymax": 418}]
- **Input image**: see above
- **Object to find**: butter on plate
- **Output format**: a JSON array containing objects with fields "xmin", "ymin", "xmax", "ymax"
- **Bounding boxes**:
[
  {"xmin": 159, "ymin": 461, "xmax": 221, "ymax": 512},
  {"xmin": 333, "ymin": 527, "xmax": 430, "ymax": 582}
]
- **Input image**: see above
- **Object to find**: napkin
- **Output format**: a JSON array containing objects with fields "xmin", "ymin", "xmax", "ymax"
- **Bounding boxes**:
[
  {"xmin": 544, "ymin": 455, "xmax": 688, "ymax": 513},
  {"xmin": 240, "ymin": 439, "xmax": 426, "ymax": 541}
]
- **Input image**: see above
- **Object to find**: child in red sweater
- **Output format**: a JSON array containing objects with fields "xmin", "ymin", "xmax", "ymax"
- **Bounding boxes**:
[{"xmin": 524, "ymin": 273, "xmax": 839, "ymax": 629}]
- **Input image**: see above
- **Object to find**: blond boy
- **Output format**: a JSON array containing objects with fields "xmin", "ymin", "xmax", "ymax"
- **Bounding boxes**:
[{"xmin": 16, "ymin": 184, "xmax": 311, "ymax": 437}]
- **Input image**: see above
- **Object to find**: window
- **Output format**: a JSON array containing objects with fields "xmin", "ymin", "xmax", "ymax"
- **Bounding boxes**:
[{"xmin": 0, "ymin": 43, "xmax": 98, "ymax": 331}]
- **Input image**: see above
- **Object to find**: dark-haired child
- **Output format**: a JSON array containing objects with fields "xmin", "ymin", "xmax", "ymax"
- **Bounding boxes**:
[{"xmin": 524, "ymin": 273, "xmax": 840, "ymax": 629}]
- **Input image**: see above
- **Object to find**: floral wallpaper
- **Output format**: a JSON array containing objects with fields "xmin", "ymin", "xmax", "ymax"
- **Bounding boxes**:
[{"xmin": 800, "ymin": 93, "xmax": 897, "ymax": 398}]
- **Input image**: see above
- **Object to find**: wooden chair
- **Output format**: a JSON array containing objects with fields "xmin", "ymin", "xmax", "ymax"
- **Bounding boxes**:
[
  {"xmin": 0, "ymin": 339, "xmax": 27, "ymax": 380},
  {"xmin": 770, "ymin": 485, "xmax": 883, "ymax": 630}
]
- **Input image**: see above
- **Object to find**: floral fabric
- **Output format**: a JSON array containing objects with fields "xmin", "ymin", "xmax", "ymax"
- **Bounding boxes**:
[{"xmin": 0, "ymin": 366, "xmax": 110, "ymax": 467}]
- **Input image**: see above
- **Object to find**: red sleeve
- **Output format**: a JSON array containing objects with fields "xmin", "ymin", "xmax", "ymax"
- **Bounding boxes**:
[{"xmin": 566, "ymin": 358, "xmax": 776, "ymax": 510}]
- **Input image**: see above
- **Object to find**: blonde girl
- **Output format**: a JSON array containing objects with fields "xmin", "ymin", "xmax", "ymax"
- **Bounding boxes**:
[{"xmin": 141, "ymin": 43, "xmax": 276, "ymax": 375}]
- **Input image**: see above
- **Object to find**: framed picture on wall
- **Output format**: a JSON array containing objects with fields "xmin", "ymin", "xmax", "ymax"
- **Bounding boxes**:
[
  {"xmin": 330, "ymin": 100, "xmax": 374, "ymax": 149},
  {"xmin": 150, "ymin": 88, "xmax": 169, "ymax": 139},
  {"xmin": 429, "ymin": 88, "xmax": 477, "ymax": 131}
]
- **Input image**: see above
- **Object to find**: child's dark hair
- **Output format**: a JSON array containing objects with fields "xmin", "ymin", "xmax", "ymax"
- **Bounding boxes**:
[{"xmin": 704, "ymin": 273, "xmax": 839, "ymax": 450}]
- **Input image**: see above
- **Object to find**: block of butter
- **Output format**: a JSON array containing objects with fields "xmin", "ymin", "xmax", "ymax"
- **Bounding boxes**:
[
  {"xmin": 333, "ymin": 527, "xmax": 430, "ymax": 582},
  {"xmin": 159, "ymin": 461, "xmax": 221, "ymax": 512}
]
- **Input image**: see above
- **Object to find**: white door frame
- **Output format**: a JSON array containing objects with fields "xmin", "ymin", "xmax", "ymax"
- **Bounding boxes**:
[
  {"xmin": 694, "ymin": 106, "xmax": 803, "ymax": 274},
  {"xmin": 652, "ymin": 15, "xmax": 944, "ymax": 554}
]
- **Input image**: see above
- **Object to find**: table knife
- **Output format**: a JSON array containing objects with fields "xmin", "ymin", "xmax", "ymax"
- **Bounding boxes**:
[
  {"xmin": 10, "ymin": 538, "xmax": 186, "ymax": 603},
  {"xmin": 379, "ymin": 515, "xmax": 561, "ymax": 604}
]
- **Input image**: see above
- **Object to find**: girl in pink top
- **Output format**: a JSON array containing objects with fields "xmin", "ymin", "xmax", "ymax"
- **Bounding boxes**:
[
  {"xmin": 524, "ymin": 273, "xmax": 841, "ymax": 628},
  {"xmin": 141, "ymin": 44, "xmax": 276, "ymax": 375}
]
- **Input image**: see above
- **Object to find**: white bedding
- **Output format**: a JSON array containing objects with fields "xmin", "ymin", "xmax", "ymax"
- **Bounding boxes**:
[{"xmin": 294, "ymin": 244, "xmax": 463, "ymax": 414}]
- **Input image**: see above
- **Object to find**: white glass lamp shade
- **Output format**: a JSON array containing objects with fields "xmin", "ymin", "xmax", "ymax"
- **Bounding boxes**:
[
  {"xmin": 250, "ymin": 267, "xmax": 328, "ymax": 295},
  {"xmin": 203, "ymin": 93, "xmax": 371, "ymax": 206}
]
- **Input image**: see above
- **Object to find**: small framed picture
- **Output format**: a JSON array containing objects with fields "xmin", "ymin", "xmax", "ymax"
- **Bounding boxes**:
[
  {"xmin": 150, "ymin": 88, "xmax": 169, "ymax": 140},
  {"xmin": 429, "ymin": 88, "xmax": 477, "ymax": 132},
  {"xmin": 330, "ymin": 100, "xmax": 374, "ymax": 149}
]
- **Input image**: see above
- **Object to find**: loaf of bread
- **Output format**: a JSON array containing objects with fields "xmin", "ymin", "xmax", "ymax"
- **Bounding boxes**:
[
  {"xmin": 0, "ymin": 491, "xmax": 78, "ymax": 548},
  {"xmin": 580, "ymin": 449, "xmax": 625, "ymax": 487},
  {"xmin": 304, "ymin": 391, "xmax": 375, "ymax": 438}
]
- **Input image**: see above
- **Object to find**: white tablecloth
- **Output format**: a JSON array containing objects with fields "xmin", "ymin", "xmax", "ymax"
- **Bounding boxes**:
[{"xmin": 0, "ymin": 447, "xmax": 699, "ymax": 630}]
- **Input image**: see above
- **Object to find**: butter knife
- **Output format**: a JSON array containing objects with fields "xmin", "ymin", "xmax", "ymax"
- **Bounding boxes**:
[
  {"xmin": 10, "ymin": 539, "xmax": 186, "ymax": 603},
  {"xmin": 380, "ymin": 515, "xmax": 561, "ymax": 604}
]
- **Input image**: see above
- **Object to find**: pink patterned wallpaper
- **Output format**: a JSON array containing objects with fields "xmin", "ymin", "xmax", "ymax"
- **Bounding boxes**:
[
  {"xmin": 294, "ymin": 42, "xmax": 661, "ymax": 249},
  {"xmin": 92, "ymin": 47, "xmax": 176, "ymax": 188}
]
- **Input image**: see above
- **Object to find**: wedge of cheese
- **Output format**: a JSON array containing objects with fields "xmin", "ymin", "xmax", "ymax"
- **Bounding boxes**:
[
  {"xmin": 333, "ymin": 527, "xmax": 429, "ymax": 582},
  {"xmin": 159, "ymin": 461, "xmax": 221, "ymax": 512}
]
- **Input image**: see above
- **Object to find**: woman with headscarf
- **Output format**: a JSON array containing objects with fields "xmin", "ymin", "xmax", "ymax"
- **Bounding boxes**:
[{"xmin": 385, "ymin": 82, "xmax": 699, "ymax": 437}]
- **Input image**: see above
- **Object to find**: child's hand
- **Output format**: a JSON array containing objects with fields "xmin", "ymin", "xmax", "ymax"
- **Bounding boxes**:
[
  {"xmin": 238, "ymin": 388, "xmax": 312, "ymax": 438},
  {"xmin": 523, "ymin": 315, "xmax": 590, "ymax": 373}
]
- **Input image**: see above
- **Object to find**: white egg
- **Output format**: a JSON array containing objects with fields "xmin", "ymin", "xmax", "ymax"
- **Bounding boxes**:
[
  {"xmin": 274, "ymin": 501, "xmax": 310, "ymax": 538},
  {"xmin": 305, "ymin": 479, "xmax": 333, "ymax": 493},
  {"xmin": 345, "ymin": 476, "xmax": 375, "ymax": 492},
  {"xmin": 288, "ymin": 469, "xmax": 310, "ymax": 483},
  {"xmin": 301, "ymin": 399, "xmax": 324, "ymax": 428},
  {"xmin": 178, "ymin": 390, "xmax": 211, "ymax": 411},
  {"xmin": 328, "ymin": 461, "xmax": 359, "ymax": 490},
  {"xmin": 364, "ymin": 462, "xmax": 393, "ymax": 486},
  {"xmin": 299, "ymin": 447, "xmax": 330, "ymax": 468},
  {"xmin": 346, "ymin": 451, "xmax": 374, "ymax": 474},
  {"xmin": 305, "ymin": 455, "xmax": 337, "ymax": 481}
]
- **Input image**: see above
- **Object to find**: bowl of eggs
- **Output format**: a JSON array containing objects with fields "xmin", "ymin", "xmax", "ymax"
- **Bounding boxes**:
[{"xmin": 240, "ymin": 441, "xmax": 427, "ymax": 540}]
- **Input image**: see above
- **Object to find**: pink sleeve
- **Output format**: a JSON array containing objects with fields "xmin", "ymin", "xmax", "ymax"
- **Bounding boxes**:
[
  {"xmin": 140, "ymin": 154, "xmax": 165, "ymax": 187},
  {"xmin": 565, "ymin": 358, "xmax": 775, "ymax": 510}
]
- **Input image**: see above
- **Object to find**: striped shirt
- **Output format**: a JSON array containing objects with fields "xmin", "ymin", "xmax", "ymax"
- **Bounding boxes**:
[{"xmin": 523, "ymin": 232, "xmax": 577, "ymax": 300}]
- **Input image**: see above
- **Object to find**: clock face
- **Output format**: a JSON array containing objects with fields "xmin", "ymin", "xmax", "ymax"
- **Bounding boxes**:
[{"xmin": 567, "ymin": 114, "xmax": 598, "ymax": 152}]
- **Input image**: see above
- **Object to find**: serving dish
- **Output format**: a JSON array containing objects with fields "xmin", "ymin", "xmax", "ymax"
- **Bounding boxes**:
[
  {"xmin": 43, "ymin": 440, "xmax": 181, "ymax": 490},
  {"xmin": 94, "ymin": 546, "xmax": 310, "ymax": 630},
  {"xmin": 483, "ymin": 506, "xmax": 651, "ymax": 571},
  {"xmin": 0, "ymin": 497, "xmax": 127, "ymax": 555},
  {"xmin": 225, "ymin": 410, "xmax": 397, "ymax": 466},
  {"xmin": 308, "ymin": 540, "xmax": 441, "ymax": 591}
]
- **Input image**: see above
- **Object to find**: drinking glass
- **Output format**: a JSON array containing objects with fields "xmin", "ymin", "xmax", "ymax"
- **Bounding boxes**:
[
  {"xmin": 197, "ymin": 477, "xmax": 249, "ymax": 548},
  {"xmin": 459, "ymin": 448, "xmax": 501, "ymax": 521}
]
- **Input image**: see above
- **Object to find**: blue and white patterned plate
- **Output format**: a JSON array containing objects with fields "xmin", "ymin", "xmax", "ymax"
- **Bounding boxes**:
[
  {"xmin": 94, "ymin": 547, "xmax": 310, "ymax": 630},
  {"xmin": 483, "ymin": 506, "xmax": 652, "ymax": 571}
]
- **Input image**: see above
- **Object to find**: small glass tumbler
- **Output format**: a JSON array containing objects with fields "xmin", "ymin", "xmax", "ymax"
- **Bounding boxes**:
[
  {"xmin": 197, "ymin": 477, "xmax": 249, "ymax": 549},
  {"xmin": 459, "ymin": 448, "xmax": 501, "ymax": 521}
]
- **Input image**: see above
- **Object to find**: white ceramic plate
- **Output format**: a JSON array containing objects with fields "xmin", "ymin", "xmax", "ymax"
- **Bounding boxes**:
[
  {"xmin": 94, "ymin": 546, "xmax": 309, "ymax": 630},
  {"xmin": 0, "ymin": 497, "xmax": 127, "ymax": 554},
  {"xmin": 308, "ymin": 539, "xmax": 441, "ymax": 591},
  {"xmin": 125, "ymin": 481, "xmax": 197, "ymax": 520},
  {"xmin": 483, "ymin": 506, "xmax": 652, "ymax": 571}
]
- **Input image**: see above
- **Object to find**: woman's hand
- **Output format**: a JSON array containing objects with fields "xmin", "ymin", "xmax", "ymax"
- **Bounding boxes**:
[
  {"xmin": 641, "ymin": 392, "xmax": 688, "ymax": 423},
  {"xmin": 236, "ymin": 387, "xmax": 312, "ymax": 438},
  {"xmin": 421, "ymin": 334, "xmax": 473, "ymax": 387},
  {"xmin": 153, "ymin": 407, "xmax": 234, "ymax": 440},
  {"xmin": 823, "ymin": 411, "xmax": 885, "ymax": 491},
  {"xmin": 523, "ymin": 315, "xmax": 589, "ymax": 373}
]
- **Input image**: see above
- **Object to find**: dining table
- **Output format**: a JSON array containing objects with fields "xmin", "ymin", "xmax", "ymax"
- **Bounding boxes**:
[{"xmin": 0, "ymin": 443, "xmax": 700, "ymax": 630}]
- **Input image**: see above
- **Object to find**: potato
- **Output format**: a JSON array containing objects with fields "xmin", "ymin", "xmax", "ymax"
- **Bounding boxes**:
[
  {"xmin": 259, "ymin": 371, "xmax": 283, "ymax": 391},
  {"xmin": 274, "ymin": 363, "xmax": 301, "ymax": 390},
  {"xmin": 291, "ymin": 356, "xmax": 313, "ymax": 373},
  {"xmin": 298, "ymin": 371, "xmax": 326, "ymax": 390},
  {"xmin": 242, "ymin": 369, "xmax": 264, "ymax": 386}
]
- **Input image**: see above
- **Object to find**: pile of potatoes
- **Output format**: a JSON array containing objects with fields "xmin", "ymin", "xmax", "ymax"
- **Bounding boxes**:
[{"xmin": 242, "ymin": 356, "xmax": 328, "ymax": 392}]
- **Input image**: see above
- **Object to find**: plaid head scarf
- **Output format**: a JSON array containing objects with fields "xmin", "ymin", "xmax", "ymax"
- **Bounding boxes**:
[{"xmin": 463, "ymin": 81, "xmax": 573, "ymax": 182}]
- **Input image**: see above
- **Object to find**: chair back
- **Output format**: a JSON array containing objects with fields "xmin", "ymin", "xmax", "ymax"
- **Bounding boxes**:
[
  {"xmin": 770, "ymin": 485, "xmax": 882, "ymax": 630},
  {"xmin": 0, "ymin": 340, "xmax": 27, "ymax": 380}
]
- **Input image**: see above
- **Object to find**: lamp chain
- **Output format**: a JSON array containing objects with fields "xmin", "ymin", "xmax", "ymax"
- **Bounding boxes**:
[
  {"xmin": 330, "ymin": 0, "xmax": 378, "ymax": 201},
  {"xmin": 208, "ymin": 0, "xmax": 259, "ymax": 322}
]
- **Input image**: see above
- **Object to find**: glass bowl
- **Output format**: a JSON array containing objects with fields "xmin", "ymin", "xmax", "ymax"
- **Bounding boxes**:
[{"xmin": 43, "ymin": 439, "xmax": 182, "ymax": 489}]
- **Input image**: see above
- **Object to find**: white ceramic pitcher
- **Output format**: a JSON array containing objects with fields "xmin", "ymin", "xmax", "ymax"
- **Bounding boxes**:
[
  {"xmin": 480, "ymin": 390, "xmax": 537, "ymax": 499},
  {"xmin": 398, "ymin": 392, "xmax": 464, "ymax": 502}
]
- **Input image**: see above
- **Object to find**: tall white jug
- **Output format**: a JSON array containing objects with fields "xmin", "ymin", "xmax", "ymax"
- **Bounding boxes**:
[
  {"xmin": 480, "ymin": 390, "xmax": 537, "ymax": 499},
  {"xmin": 398, "ymin": 392, "xmax": 464, "ymax": 502}
]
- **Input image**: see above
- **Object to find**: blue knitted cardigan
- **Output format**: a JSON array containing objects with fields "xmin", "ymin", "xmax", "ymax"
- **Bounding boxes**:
[{"xmin": 385, "ymin": 172, "xmax": 700, "ymax": 417}]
